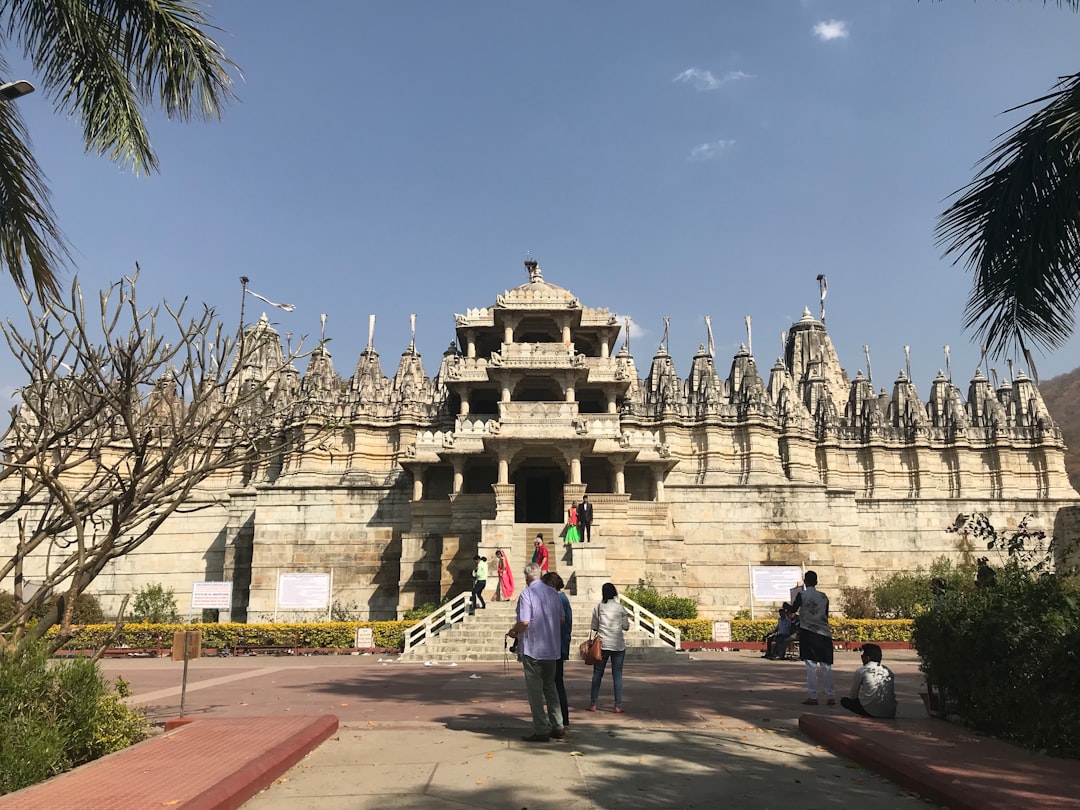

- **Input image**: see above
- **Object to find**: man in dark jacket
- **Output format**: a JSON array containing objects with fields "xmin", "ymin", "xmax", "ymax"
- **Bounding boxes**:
[{"xmin": 578, "ymin": 495, "xmax": 594, "ymax": 542}]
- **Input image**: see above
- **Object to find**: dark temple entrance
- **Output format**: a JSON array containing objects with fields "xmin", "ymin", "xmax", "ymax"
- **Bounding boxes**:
[{"xmin": 512, "ymin": 461, "xmax": 565, "ymax": 523}]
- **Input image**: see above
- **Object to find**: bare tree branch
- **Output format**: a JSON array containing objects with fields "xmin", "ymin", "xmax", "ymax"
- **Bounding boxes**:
[{"xmin": 0, "ymin": 273, "xmax": 317, "ymax": 650}]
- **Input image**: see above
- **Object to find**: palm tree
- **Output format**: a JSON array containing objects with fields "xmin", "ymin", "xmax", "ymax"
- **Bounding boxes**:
[
  {"xmin": 937, "ymin": 1, "xmax": 1080, "ymax": 359},
  {"xmin": 0, "ymin": 0, "xmax": 236, "ymax": 299}
]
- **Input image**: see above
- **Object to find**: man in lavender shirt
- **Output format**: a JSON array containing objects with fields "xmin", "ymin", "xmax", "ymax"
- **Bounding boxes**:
[{"xmin": 507, "ymin": 562, "xmax": 565, "ymax": 742}]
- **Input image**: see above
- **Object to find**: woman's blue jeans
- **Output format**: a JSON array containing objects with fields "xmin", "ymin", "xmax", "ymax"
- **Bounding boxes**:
[{"xmin": 589, "ymin": 649, "xmax": 625, "ymax": 707}]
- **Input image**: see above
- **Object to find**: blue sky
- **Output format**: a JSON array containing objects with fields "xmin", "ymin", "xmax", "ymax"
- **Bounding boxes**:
[{"xmin": 6, "ymin": 1, "xmax": 1080, "ymax": 398}]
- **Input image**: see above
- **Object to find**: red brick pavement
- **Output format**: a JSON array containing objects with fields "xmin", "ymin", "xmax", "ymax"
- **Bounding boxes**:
[
  {"xmin": 0, "ymin": 716, "xmax": 337, "ymax": 810},
  {"xmin": 800, "ymin": 714, "xmax": 1080, "ymax": 810}
]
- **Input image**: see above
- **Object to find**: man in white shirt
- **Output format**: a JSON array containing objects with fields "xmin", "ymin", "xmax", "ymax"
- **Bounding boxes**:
[{"xmin": 841, "ymin": 643, "xmax": 897, "ymax": 719}]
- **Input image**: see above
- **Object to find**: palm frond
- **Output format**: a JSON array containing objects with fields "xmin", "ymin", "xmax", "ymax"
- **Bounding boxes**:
[
  {"xmin": 6, "ymin": 0, "xmax": 236, "ymax": 176},
  {"xmin": 938, "ymin": 72, "xmax": 1080, "ymax": 356},
  {"xmin": 0, "ymin": 85, "xmax": 67, "ymax": 298}
]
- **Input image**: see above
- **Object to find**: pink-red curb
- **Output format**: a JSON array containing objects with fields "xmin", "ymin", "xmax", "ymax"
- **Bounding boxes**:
[
  {"xmin": 0, "ymin": 715, "xmax": 339, "ymax": 810},
  {"xmin": 184, "ymin": 715, "xmax": 339, "ymax": 810},
  {"xmin": 798, "ymin": 714, "xmax": 1068, "ymax": 810}
]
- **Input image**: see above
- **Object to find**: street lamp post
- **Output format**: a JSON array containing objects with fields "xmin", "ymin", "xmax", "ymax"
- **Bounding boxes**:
[{"xmin": 0, "ymin": 80, "xmax": 35, "ymax": 101}]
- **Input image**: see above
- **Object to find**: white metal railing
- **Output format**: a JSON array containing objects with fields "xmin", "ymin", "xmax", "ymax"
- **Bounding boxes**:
[
  {"xmin": 403, "ymin": 592, "xmax": 471, "ymax": 652},
  {"xmin": 617, "ymin": 594, "xmax": 682, "ymax": 649}
]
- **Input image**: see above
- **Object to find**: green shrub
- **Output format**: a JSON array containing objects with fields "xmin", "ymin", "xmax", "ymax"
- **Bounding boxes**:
[
  {"xmin": 0, "ymin": 591, "xmax": 14, "ymax": 624},
  {"xmin": 0, "ymin": 591, "xmax": 106, "ymax": 628},
  {"xmin": 130, "ymin": 583, "xmax": 180, "ymax": 623},
  {"xmin": 839, "ymin": 586, "xmax": 875, "ymax": 618},
  {"xmin": 0, "ymin": 642, "xmax": 150, "ymax": 795},
  {"xmin": 331, "ymin": 600, "xmax": 363, "ymax": 621},
  {"xmin": 873, "ymin": 571, "xmax": 931, "ymax": 618},
  {"xmin": 624, "ymin": 579, "xmax": 697, "ymax": 619},
  {"xmin": 862, "ymin": 558, "xmax": 974, "ymax": 619},
  {"xmin": 402, "ymin": 603, "xmax": 440, "ymax": 620},
  {"xmin": 914, "ymin": 563, "xmax": 1080, "ymax": 757}
]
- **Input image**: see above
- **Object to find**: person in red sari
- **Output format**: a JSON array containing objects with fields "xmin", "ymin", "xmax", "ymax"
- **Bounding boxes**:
[
  {"xmin": 531, "ymin": 534, "xmax": 550, "ymax": 572},
  {"xmin": 495, "ymin": 548, "xmax": 515, "ymax": 600}
]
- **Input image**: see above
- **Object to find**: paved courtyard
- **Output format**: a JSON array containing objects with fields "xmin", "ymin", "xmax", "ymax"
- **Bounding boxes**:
[{"xmin": 102, "ymin": 648, "xmax": 937, "ymax": 808}]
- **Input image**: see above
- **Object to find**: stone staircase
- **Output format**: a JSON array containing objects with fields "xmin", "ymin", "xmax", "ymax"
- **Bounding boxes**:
[
  {"xmin": 399, "ymin": 601, "xmax": 518, "ymax": 663},
  {"xmin": 398, "ymin": 516, "xmax": 686, "ymax": 664},
  {"xmin": 399, "ymin": 595, "xmax": 680, "ymax": 663}
]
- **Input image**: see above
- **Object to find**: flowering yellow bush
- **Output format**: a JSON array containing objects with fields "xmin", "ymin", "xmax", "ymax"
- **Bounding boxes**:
[
  {"xmin": 730, "ymin": 619, "xmax": 912, "ymax": 643},
  {"xmin": 46, "ymin": 620, "xmax": 419, "ymax": 651},
  {"xmin": 669, "ymin": 619, "xmax": 711, "ymax": 641}
]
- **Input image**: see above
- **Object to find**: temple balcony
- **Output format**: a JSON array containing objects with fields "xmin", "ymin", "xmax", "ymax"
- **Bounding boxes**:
[
  {"xmin": 442, "ymin": 356, "xmax": 490, "ymax": 382},
  {"xmin": 490, "ymin": 342, "xmax": 584, "ymax": 369},
  {"xmin": 494, "ymin": 402, "xmax": 621, "ymax": 439},
  {"xmin": 581, "ymin": 356, "xmax": 630, "ymax": 383}
]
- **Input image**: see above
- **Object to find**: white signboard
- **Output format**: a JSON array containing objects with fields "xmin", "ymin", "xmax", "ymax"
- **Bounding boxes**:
[
  {"xmin": 191, "ymin": 581, "xmax": 233, "ymax": 610},
  {"xmin": 277, "ymin": 572, "xmax": 331, "ymax": 610},
  {"xmin": 750, "ymin": 566, "xmax": 803, "ymax": 602},
  {"xmin": 712, "ymin": 621, "xmax": 731, "ymax": 642},
  {"xmin": 354, "ymin": 627, "xmax": 374, "ymax": 649}
]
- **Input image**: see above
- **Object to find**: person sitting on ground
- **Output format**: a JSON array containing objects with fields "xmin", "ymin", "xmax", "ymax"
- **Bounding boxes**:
[
  {"xmin": 840, "ymin": 643, "xmax": 897, "ymax": 719},
  {"xmin": 764, "ymin": 603, "xmax": 794, "ymax": 659}
]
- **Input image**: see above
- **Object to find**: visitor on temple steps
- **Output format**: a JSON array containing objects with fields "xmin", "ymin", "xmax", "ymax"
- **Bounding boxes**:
[{"xmin": 507, "ymin": 563, "xmax": 565, "ymax": 742}]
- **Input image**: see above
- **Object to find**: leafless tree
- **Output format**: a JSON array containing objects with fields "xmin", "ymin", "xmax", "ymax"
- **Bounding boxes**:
[{"xmin": 0, "ymin": 272, "xmax": 310, "ymax": 650}]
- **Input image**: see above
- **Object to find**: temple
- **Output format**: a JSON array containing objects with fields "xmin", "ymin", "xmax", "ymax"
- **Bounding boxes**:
[{"xmin": 17, "ymin": 260, "xmax": 1080, "ymax": 620}]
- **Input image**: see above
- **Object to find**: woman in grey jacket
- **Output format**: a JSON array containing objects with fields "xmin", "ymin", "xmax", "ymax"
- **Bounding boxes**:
[{"xmin": 588, "ymin": 583, "xmax": 630, "ymax": 713}]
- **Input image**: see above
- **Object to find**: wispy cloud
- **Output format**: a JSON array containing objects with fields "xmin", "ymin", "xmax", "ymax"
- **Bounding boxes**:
[
  {"xmin": 673, "ymin": 68, "xmax": 752, "ymax": 92},
  {"xmin": 812, "ymin": 20, "xmax": 849, "ymax": 41},
  {"xmin": 689, "ymin": 140, "xmax": 736, "ymax": 161}
]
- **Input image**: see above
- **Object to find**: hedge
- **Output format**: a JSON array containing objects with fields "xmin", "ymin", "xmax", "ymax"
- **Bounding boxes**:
[
  {"xmin": 669, "ymin": 619, "xmax": 711, "ymax": 642},
  {"xmin": 913, "ymin": 569, "xmax": 1080, "ymax": 758},
  {"xmin": 46, "ymin": 621, "xmax": 419, "ymax": 652},
  {"xmin": 41, "ymin": 617, "xmax": 913, "ymax": 652},
  {"xmin": 729, "ymin": 619, "xmax": 913, "ymax": 643}
]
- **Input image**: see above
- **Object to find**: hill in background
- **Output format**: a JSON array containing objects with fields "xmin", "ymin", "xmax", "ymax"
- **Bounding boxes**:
[{"xmin": 1040, "ymin": 367, "xmax": 1080, "ymax": 494}]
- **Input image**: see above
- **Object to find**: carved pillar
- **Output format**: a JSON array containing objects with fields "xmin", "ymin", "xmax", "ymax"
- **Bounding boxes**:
[
  {"xmin": 460, "ymin": 399, "xmax": 470, "ymax": 417},
  {"xmin": 607, "ymin": 393, "xmax": 617, "ymax": 414},
  {"xmin": 562, "ymin": 324, "xmax": 571, "ymax": 344},
  {"xmin": 601, "ymin": 338, "xmax": 609, "ymax": 359},
  {"xmin": 504, "ymin": 324, "xmax": 514, "ymax": 344},
  {"xmin": 654, "ymin": 472, "xmax": 665, "ymax": 502},
  {"xmin": 467, "ymin": 336, "xmax": 476, "ymax": 358},
  {"xmin": 566, "ymin": 384, "xmax": 575, "ymax": 403},
  {"xmin": 570, "ymin": 454, "xmax": 582, "ymax": 484},
  {"xmin": 613, "ymin": 460, "xmax": 625, "ymax": 494},
  {"xmin": 502, "ymin": 383, "xmax": 511, "ymax": 403},
  {"xmin": 412, "ymin": 464, "xmax": 426, "ymax": 501},
  {"xmin": 498, "ymin": 455, "xmax": 510, "ymax": 484},
  {"xmin": 493, "ymin": 483, "xmax": 516, "ymax": 521},
  {"xmin": 452, "ymin": 459, "xmax": 464, "ymax": 495}
]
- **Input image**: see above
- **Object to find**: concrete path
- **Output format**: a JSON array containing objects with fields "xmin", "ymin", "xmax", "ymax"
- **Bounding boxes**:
[
  {"xmin": 242, "ymin": 723, "xmax": 928, "ymax": 809},
  {"xmin": 0, "ymin": 648, "xmax": 1070, "ymax": 808}
]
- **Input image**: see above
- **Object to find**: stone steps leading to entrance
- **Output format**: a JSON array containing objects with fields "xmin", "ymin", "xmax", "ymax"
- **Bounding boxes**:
[{"xmin": 399, "ymin": 598, "xmax": 678, "ymax": 663}]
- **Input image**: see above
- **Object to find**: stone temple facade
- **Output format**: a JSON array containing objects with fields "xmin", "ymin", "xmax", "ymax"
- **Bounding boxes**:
[{"xmin": 11, "ymin": 260, "xmax": 1080, "ymax": 621}]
